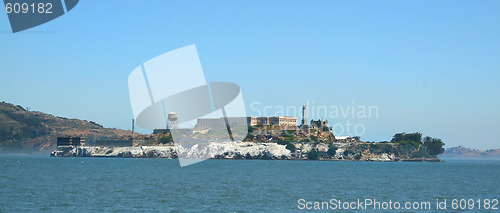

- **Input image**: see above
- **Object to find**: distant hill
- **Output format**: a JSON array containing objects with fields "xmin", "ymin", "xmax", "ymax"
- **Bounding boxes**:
[
  {"xmin": 0, "ymin": 101, "xmax": 133, "ymax": 153},
  {"xmin": 440, "ymin": 146, "xmax": 500, "ymax": 159}
]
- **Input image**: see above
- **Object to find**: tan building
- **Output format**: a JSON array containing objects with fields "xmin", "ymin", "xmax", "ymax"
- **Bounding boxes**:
[
  {"xmin": 270, "ymin": 116, "xmax": 297, "ymax": 126},
  {"xmin": 196, "ymin": 116, "xmax": 297, "ymax": 129},
  {"xmin": 247, "ymin": 116, "xmax": 296, "ymax": 127},
  {"xmin": 246, "ymin": 117, "xmax": 271, "ymax": 126}
]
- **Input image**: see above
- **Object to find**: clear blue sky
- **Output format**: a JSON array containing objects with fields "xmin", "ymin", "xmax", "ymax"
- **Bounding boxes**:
[{"xmin": 1, "ymin": 0, "xmax": 499, "ymax": 149}]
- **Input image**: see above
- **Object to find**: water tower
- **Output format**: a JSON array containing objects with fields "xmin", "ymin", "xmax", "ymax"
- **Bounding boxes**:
[{"xmin": 167, "ymin": 112, "xmax": 179, "ymax": 129}]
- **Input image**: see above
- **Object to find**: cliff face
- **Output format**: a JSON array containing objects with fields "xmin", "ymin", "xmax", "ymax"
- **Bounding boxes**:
[
  {"xmin": 51, "ymin": 142, "xmax": 292, "ymax": 159},
  {"xmin": 51, "ymin": 142, "xmax": 417, "ymax": 161},
  {"xmin": 51, "ymin": 146, "xmax": 177, "ymax": 158},
  {"xmin": 0, "ymin": 101, "xmax": 133, "ymax": 153}
]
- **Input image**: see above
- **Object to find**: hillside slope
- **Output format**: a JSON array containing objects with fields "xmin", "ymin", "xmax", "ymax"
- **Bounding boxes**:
[
  {"xmin": 440, "ymin": 146, "xmax": 500, "ymax": 159},
  {"xmin": 0, "ymin": 101, "xmax": 133, "ymax": 153}
]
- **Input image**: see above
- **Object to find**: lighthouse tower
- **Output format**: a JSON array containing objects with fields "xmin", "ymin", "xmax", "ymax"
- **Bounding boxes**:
[{"xmin": 301, "ymin": 104, "xmax": 307, "ymax": 126}]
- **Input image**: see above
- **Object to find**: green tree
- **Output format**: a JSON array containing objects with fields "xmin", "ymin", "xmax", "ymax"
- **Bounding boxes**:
[
  {"xmin": 391, "ymin": 132, "xmax": 422, "ymax": 143},
  {"xmin": 285, "ymin": 143, "xmax": 296, "ymax": 153},
  {"xmin": 248, "ymin": 125, "xmax": 257, "ymax": 133},
  {"xmin": 277, "ymin": 138, "xmax": 294, "ymax": 145},
  {"xmin": 158, "ymin": 135, "xmax": 172, "ymax": 144},
  {"xmin": 392, "ymin": 132, "xmax": 405, "ymax": 142},
  {"xmin": 308, "ymin": 149, "xmax": 319, "ymax": 160},
  {"xmin": 327, "ymin": 143, "xmax": 337, "ymax": 156},
  {"xmin": 343, "ymin": 150, "xmax": 355, "ymax": 157},
  {"xmin": 423, "ymin": 136, "xmax": 445, "ymax": 157}
]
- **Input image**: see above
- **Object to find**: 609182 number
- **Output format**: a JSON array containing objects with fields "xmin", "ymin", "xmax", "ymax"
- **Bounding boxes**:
[
  {"xmin": 5, "ymin": 2, "xmax": 52, "ymax": 14},
  {"xmin": 451, "ymin": 199, "xmax": 498, "ymax": 210}
]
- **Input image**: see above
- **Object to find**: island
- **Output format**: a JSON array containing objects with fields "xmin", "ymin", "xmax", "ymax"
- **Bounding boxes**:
[
  {"xmin": 51, "ymin": 110, "xmax": 445, "ymax": 162},
  {"xmin": 0, "ymin": 101, "xmax": 444, "ymax": 161}
]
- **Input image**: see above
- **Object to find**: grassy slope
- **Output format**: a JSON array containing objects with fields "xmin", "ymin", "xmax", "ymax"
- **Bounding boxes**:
[{"xmin": 0, "ymin": 101, "xmax": 133, "ymax": 153}]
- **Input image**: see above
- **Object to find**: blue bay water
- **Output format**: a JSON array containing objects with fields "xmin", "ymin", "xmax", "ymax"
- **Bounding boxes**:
[{"xmin": 0, "ymin": 155, "xmax": 499, "ymax": 212}]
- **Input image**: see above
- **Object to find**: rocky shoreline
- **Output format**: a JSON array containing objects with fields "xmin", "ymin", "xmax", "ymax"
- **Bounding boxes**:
[{"xmin": 51, "ymin": 142, "xmax": 442, "ymax": 162}]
